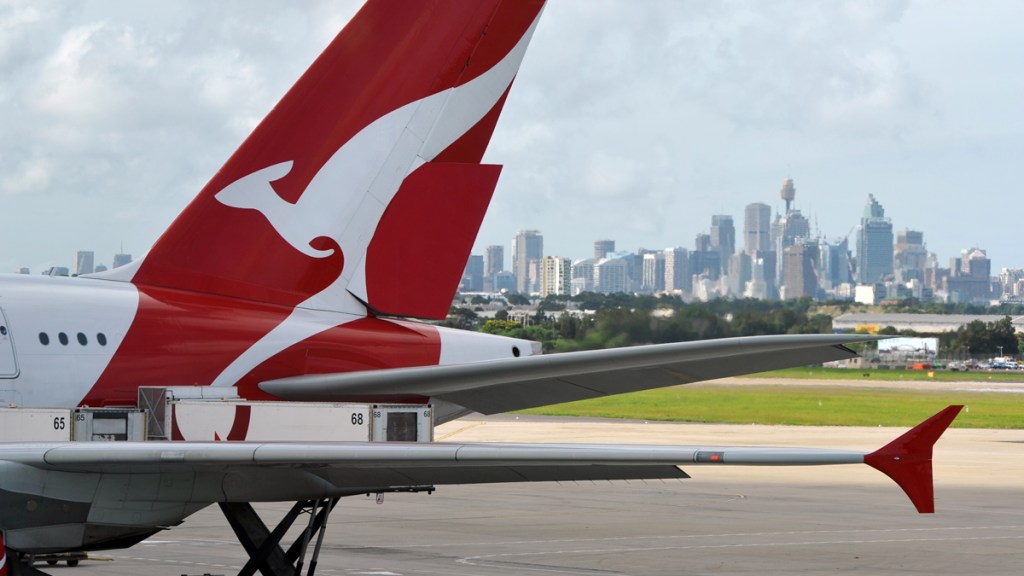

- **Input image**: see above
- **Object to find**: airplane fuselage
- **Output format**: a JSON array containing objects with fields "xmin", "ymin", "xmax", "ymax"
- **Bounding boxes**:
[{"xmin": 0, "ymin": 274, "xmax": 533, "ymax": 409}]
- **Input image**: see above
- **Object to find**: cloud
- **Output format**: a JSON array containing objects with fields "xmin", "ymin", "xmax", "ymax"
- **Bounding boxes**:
[{"xmin": 1, "ymin": 156, "xmax": 52, "ymax": 195}]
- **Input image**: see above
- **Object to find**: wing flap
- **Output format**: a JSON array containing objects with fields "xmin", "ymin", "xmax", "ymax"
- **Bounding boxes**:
[{"xmin": 260, "ymin": 334, "xmax": 879, "ymax": 414}]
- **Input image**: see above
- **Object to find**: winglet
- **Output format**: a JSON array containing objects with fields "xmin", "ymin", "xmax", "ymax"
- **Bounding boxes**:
[{"xmin": 864, "ymin": 405, "xmax": 963, "ymax": 514}]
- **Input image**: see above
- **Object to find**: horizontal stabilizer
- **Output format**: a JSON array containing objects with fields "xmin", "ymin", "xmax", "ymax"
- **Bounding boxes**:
[{"xmin": 260, "ymin": 334, "xmax": 880, "ymax": 414}]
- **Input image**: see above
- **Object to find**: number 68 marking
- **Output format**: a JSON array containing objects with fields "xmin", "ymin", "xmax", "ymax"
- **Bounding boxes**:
[{"xmin": 351, "ymin": 413, "xmax": 364, "ymax": 425}]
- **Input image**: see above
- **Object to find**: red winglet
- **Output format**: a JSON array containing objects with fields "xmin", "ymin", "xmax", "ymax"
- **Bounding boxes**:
[{"xmin": 864, "ymin": 405, "xmax": 963, "ymax": 514}]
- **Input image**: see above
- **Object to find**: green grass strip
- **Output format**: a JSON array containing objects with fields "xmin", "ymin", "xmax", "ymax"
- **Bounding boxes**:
[{"xmin": 517, "ymin": 385, "xmax": 1024, "ymax": 429}]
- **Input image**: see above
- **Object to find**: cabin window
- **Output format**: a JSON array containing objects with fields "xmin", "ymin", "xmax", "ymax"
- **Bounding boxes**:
[
  {"xmin": 77, "ymin": 332, "xmax": 88, "ymax": 345},
  {"xmin": 39, "ymin": 332, "xmax": 49, "ymax": 345},
  {"xmin": 97, "ymin": 333, "xmax": 107, "ymax": 346},
  {"xmin": 58, "ymin": 332, "xmax": 69, "ymax": 346}
]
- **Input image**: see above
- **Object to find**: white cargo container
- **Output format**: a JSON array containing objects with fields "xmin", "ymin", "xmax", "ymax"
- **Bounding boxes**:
[
  {"xmin": 0, "ymin": 407, "xmax": 73, "ymax": 441},
  {"xmin": 139, "ymin": 387, "xmax": 432, "ymax": 442}
]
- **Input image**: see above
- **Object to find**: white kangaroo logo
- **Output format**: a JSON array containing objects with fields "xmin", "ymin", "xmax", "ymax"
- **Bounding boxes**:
[{"xmin": 208, "ymin": 14, "xmax": 543, "ymax": 388}]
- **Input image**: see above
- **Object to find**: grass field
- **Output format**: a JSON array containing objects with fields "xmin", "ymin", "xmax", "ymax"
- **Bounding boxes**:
[
  {"xmin": 517, "ymin": 385, "xmax": 1024, "ymax": 429},
  {"xmin": 749, "ymin": 366, "xmax": 1024, "ymax": 382}
]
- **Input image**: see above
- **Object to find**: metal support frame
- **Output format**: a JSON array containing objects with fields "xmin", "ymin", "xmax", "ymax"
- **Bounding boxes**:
[{"xmin": 219, "ymin": 498, "xmax": 338, "ymax": 576}]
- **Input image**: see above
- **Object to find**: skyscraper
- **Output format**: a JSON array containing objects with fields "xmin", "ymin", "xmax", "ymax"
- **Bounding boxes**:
[
  {"xmin": 769, "ymin": 179, "xmax": 809, "ymax": 295},
  {"xmin": 709, "ymin": 215, "xmax": 735, "ymax": 275},
  {"xmin": 593, "ymin": 256, "xmax": 629, "ymax": 294},
  {"xmin": 641, "ymin": 252, "xmax": 666, "ymax": 292},
  {"xmin": 541, "ymin": 256, "xmax": 571, "ymax": 297},
  {"xmin": 947, "ymin": 247, "xmax": 992, "ymax": 303},
  {"xmin": 74, "ymin": 251, "xmax": 94, "ymax": 276},
  {"xmin": 484, "ymin": 245, "xmax": 504, "ymax": 277},
  {"xmin": 462, "ymin": 255, "xmax": 484, "ymax": 292},
  {"xmin": 112, "ymin": 253, "xmax": 132, "ymax": 268},
  {"xmin": 593, "ymin": 239, "xmax": 615, "ymax": 259},
  {"xmin": 855, "ymin": 194, "xmax": 894, "ymax": 284},
  {"xmin": 663, "ymin": 247, "xmax": 689, "ymax": 293},
  {"xmin": 743, "ymin": 202, "xmax": 772, "ymax": 255},
  {"xmin": 512, "ymin": 229, "xmax": 543, "ymax": 294},
  {"xmin": 782, "ymin": 241, "xmax": 819, "ymax": 300},
  {"xmin": 894, "ymin": 230, "xmax": 928, "ymax": 283}
]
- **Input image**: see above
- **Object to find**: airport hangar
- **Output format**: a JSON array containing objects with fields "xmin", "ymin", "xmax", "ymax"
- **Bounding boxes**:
[{"xmin": 832, "ymin": 313, "xmax": 1024, "ymax": 334}]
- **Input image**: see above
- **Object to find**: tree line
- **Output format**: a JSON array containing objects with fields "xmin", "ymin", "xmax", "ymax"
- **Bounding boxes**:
[{"xmin": 444, "ymin": 293, "xmax": 1023, "ymax": 357}]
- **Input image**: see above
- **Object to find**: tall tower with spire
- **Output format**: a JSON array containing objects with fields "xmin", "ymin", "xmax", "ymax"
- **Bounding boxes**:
[{"xmin": 780, "ymin": 178, "xmax": 796, "ymax": 213}]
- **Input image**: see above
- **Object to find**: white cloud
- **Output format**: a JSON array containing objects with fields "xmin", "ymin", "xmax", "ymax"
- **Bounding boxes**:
[
  {"xmin": 1, "ymin": 156, "xmax": 52, "ymax": 195},
  {"xmin": 1, "ymin": 0, "xmax": 1022, "ymax": 272}
]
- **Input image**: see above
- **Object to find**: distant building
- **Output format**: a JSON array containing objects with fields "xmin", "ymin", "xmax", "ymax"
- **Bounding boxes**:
[
  {"xmin": 689, "ymin": 252, "xmax": 721, "ymax": 282},
  {"xmin": 593, "ymin": 239, "xmax": 615, "ymax": 260},
  {"xmin": 743, "ymin": 202, "xmax": 772, "ymax": 255},
  {"xmin": 462, "ymin": 255, "xmax": 484, "ymax": 292},
  {"xmin": 663, "ymin": 247, "xmax": 689, "ymax": 293},
  {"xmin": 641, "ymin": 252, "xmax": 665, "ymax": 292},
  {"xmin": 694, "ymin": 233, "xmax": 712, "ymax": 253},
  {"xmin": 855, "ymin": 194, "xmax": 894, "ymax": 284},
  {"xmin": 817, "ymin": 238, "xmax": 852, "ymax": 291},
  {"xmin": 999, "ymin": 268, "xmax": 1024, "ymax": 303},
  {"xmin": 726, "ymin": 252, "xmax": 751, "ymax": 297},
  {"xmin": 112, "ymin": 253, "xmax": 132, "ymax": 268},
  {"xmin": 771, "ymin": 179, "xmax": 811, "ymax": 290},
  {"xmin": 44, "ymin": 267, "xmax": 70, "ymax": 277},
  {"xmin": 541, "ymin": 256, "xmax": 571, "ymax": 297},
  {"xmin": 769, "ymin": 178, "xmax": 809, "ymax": 290},
  {"xmin": 484, "ymin": 245, "xmax": 504, "ymax": 277},
  {"xmin": 780, "ymin": 177, "xmax": 796, "ymax": 212},
  {"xmin": 709, "ymin": 215, "xmax": 735, "ymax": 275},
  {"xmin": 94, "ymin": 264, "xmax": 108, "ymax": 273},
  {"xmin": 744, "ymin": 257, "xmax": 770, "ymax": 300},
  {"xmin": 16, "ymin": 267, "xmax": 29, "ymax": 275},
  {"xmin": 781, "ymin": 241, "xmax": 818, "ymax": 300},
  {"xmin": 74, "ymin": 251, "xmax": 94, "ymax": 276},
  {"xmin": 946, "ymin": 248, "xmax": 992, "ymax": 303},
  {"xmin": 594, "ymin": 257, "xmax": 629, "ymax": 294},
  {"xmin": 493, "ymin": 270, "xmax": 516, "ymax": 293},
  {"xmin": 833, "ymin": 313, "xmax": 1024, "ymax": 335},
  {"xmin": 512, "ymin": 229, "xmax": 542, "ymax": 294},
  {"xmin": 894, "ymin": 229, "xmax": 928, "ymax": 283},
  {"xmin": 570, "ymin": 258, "xmax": 598, "ymax": 293}
]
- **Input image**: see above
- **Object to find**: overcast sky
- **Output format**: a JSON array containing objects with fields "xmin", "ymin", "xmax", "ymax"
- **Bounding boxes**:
[{"xmin": 2, "ymin": 0, "xmax": 1022, "ymax": 275}]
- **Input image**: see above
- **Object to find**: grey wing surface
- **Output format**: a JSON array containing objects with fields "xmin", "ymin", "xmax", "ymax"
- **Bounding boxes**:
[
  {"xmin": 2, "ymin": 441, "xmax": 875, "ymax": 503},
  {"xmin": 260, "ymin": 334, "xmax": 878, "ymax": 416}
]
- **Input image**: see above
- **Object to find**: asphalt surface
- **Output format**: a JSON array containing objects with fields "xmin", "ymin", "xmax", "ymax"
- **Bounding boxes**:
[{"xmin": 50, "ymin": 406, "xmax": 1023, "ymax": 576}]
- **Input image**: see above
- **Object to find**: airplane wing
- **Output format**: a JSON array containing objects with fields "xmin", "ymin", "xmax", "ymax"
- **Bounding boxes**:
[
  {"xmin": 261, "ymin": 334, "xmax": 878, "ymax": 415},
  {"xmin": 0, "ymin": 405, "xmax": 960, "ymax": 554}
]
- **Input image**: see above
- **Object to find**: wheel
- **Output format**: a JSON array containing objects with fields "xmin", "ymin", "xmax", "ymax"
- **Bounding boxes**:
[
  {"xmin": 47, "ymin": 560, "xmax": 58, "ymax": 565},
  {"xmin": 67, "ymin": 559, "xmax": 80, "ymax": 567}
]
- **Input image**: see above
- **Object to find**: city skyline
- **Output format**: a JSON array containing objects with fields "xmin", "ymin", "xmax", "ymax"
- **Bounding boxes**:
[
  {"xmin": 3, "ymin": 2, "xmax": 1022, "ymax": 273},
  {"xmin": 459, "ymin": 176, "xmax": 1022, "ymax": 304}
]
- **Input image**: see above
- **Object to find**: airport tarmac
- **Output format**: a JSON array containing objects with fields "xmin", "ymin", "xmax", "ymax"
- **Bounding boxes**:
[{"xmin": 63, "ymin": 407, "xmax": 1022, "ymax": 576}]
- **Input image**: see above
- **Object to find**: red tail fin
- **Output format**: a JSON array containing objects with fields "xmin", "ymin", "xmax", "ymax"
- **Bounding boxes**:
[
  {"xmin": 102, "ymin": 0, "xmax": 545, "ymax": 319},
  {"xmin": 865, "ymin": 405, "xmax": 963, "ymax": 513}
]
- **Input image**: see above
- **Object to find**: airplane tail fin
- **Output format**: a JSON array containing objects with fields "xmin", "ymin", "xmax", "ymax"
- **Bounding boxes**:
[
  {"xmin": 865, "ymin": 405, "xmax": 963, "ymax": 513},
  {"xmin": 102, "ymin": 0, "xmax": 545, "ymax": 319}
]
